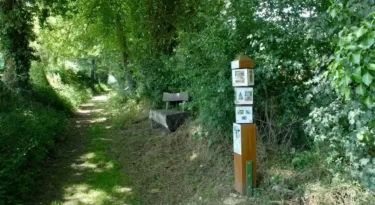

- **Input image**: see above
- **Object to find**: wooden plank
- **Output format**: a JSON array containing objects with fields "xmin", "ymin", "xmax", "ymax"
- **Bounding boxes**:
[
  {"xmin": 234, "ymin": 123, "xmax": 257, "ymax": 194},
  {"xmin": 163, "ymin": 92, "xmax": 189, "ymax": 102}
]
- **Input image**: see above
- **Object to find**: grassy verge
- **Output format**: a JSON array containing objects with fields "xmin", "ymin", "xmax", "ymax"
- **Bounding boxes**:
[
  {"xmin": 0, "ymin": 88, "xmax": 68, "ymax": 204},
  {"xmin": 107, "ymin": 94, "xmax": 375, "ymax": 205}
]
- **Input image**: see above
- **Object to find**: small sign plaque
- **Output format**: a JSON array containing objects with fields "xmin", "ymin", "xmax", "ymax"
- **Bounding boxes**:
[
  {"xmin": 235, "ymin": 106, "xmax": 253, "ymax": 123},
  {"xmin": 232, "ymin": 69, "xmax": 254, "ymax": 87},
  {"xmin": 235, "ymin": 87, "xmax": 253, "ymax": 105},
  {"xmin": 233, "ymin": 123, "xmax": 242, "ymax": 155}
]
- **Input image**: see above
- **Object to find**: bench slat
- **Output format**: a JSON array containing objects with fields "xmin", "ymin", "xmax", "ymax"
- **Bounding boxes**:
[{"xmin": 163, "ymin": 92, "xmax": 189, "ymax": 102}]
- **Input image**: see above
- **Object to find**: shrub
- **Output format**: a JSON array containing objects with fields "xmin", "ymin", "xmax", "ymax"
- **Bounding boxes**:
[
  {"xmin": 305, "ymin": 1, "xmax": 375, "ymax": 191},
  {"xmin": 131, "ymin": 0, "xmax": 332, "ymax": 145},
  {"xmin": 30, "ymin": 62, "xmax": 92, "ymax": 112},
  {"xmin": 0, "ymin": 86, "xmax": 67, "ymax": 204}
]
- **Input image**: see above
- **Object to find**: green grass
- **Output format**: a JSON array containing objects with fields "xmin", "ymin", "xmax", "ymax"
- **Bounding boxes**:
[{"xmin": 56, "ymin": 122, "xmax": 140, "ymax": 205}]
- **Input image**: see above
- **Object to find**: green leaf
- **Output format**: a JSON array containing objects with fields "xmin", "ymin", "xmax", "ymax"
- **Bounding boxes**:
[
  {"xmin": 368, "ymin": 64, "xmax": 375, "ymax": 71},
  {"xmin": 365, "ymin": 96, "xmax": 374, "ymax": 108},
  {"xmin": 344, "ymin": 73, "xmax": 352, "ymax": 85},
  {"xmin": 346, "ymin": 44, "xmax": 357, "ymax": 50},
  {"xmin": 351, "ymin": 51, "xmax": 361, "ymax": 65},
  {"xmin": 357, "ymin": 133, "xmax": 364, "ymax": 141},
  {"xmin": 353, "ymin": 73, "xmax": 362, "ymax": 83},
  {"xmin": 356, "ymin": 84, "xmax": 366, "ymax": 95},
  {"xmin": 371, "ymin": 83, "xmax": 375, "ymax": 91},
  {"xmin": 356, "ymin": 26, "xmax": 367, "ymax": 38},
  {"xmin": 361, "ymin": 35, "xmax": 375, "ymax": 48},
  {"xmin": 353, "ymin": 67, "xmax": 362, "ymax": 83},
  {"xmin": 360, "ymin": 158, "xmax": 370, "ymax": 166},
  {"xmin": 329, "ymin": 8, "xmax": 337, "ymax": 18},
  {"xmin": 342, "ymin": 86, "xmax": 351, "ymax": 100},
  {"xmin": 362, "ymin": 72, "xmax": 373, "ymax": 86},
  {"xmin": 355, "ymin": 66, "xmax": 362, "ymax": 75}
]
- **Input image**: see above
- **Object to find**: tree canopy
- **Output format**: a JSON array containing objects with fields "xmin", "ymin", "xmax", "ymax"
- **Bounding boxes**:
[{"xmin": 2, "ymin": 0, "xmax": 375, "ymax": 203}]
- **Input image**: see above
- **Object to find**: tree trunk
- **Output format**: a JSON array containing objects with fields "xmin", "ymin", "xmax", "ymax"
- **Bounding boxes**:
[
  {"xmin": 115, "ymin": 14, "xmax": 135, "ymax": 93},
  {"xmin": 1, "ymin": 0, "xmax": 34, "ymax": 91},
  {"xmin": 91, "ymin": 59, "xmax": 96, "ymax": 83},
  {"xmin": 121, "ymin": 52, "xmax": 134, "ymax": 92}
]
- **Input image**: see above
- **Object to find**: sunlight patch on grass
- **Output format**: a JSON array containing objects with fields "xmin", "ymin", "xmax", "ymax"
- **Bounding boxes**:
[
  {"xmin": 71, "ymin": 161, "xmax": 98, "ymax": 170},
  {"xmin": 77, "ymin": 109, "xmax": 105, "ymax": 114},
  {"xmin": 80, "ymin": 103, "xmax": 95, "ymax": 107},
  {"xmin": 189, "ymin": 152, "xmax": 199, "ymax": 161},
  {"xmin": 52, "ymin": 117, "xmax": 139, "ymax": 204},
  {"xmin": 75, "ymin": 117, "xmax": 108, "ymax": 124},
  {"xmin": 114, "ymin": 186, "xmax": 133, "ymax": 194},
  {"xmin": 64, "ymin": 185, "xmax": 109, "ymax": 205},
  {"xmin": 92, "ymin": 95, "xmax": 108, "ymax": 102},
  {"xmin": 81, "ymin": 152, "xmax": 96, "ymax": 160}
]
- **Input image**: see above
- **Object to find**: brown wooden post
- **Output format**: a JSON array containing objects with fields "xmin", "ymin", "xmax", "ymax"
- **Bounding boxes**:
[{"xmin": 231, "ymin": 55, "xmax": 257, "ymax": 195}]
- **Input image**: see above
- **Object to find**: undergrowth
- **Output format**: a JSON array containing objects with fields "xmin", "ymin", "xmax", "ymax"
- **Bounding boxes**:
[
  {"xmin": 0, "ymin": 61, "xmax": 98, "ymax": 204},
  {"xmin": 107, "ymin": 94, "xmax": 375, "ymax": 205},
  {"xmin": 0, "ymin": 86, "xmax": 67, "ymax": 204},
  {"xmin": 30, "ymin": 62, "xmax": 93, "ymax": 113}
]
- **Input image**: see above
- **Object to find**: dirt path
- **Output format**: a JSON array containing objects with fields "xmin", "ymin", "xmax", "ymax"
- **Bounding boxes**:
[
  {"xmin": 33, "ymin": 94, "xmax": 139, "ymax": 205},
  {"xmin": 32, "ymin": 94, "xmax": 245, "ymax": 205}
]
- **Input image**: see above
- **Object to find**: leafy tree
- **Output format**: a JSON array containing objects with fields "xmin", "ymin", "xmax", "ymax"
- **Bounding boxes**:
[
  {"xmin": 0, "ymin": 0, "xmax": 71, "ymax": 91},
  {"xmin": 306, "ymin": 0, "xmax": 375, "ymax": 191}
]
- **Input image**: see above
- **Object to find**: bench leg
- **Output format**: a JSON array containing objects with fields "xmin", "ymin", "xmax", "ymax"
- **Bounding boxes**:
[{"xmin": 150, "ymin": 120, "xmax": 159, "ymax": 129}]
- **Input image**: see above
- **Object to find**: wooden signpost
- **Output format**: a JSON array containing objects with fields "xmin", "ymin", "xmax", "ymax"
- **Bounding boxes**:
[{"xmin": 231, "ymin": 55, "xmax": 257, "ymax": 196}]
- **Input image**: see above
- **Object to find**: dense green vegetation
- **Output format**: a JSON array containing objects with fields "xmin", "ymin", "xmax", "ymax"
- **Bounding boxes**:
[{"xmin": 2, "ymin": 0, "xmax": 375, "ymax": 204}]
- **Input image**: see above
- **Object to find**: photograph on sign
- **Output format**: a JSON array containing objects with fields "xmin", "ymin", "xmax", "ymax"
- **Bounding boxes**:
[
  {"xmin": 232, "ymin": 69, "xmax": 254, "ymax": 87},
  {"xmin": 234, "ymin": 70, "xmax": 245, "ymax": 84},
  {"xmin": 233, "ymin": 123, "xmax": 242, "ymax": 155},
  {"xmin": 235, "ymin": 87, "xmax": 253, "ymax": 105},
  {"xmin": 235, "ymin": 106, "xmax": 253, "ymax": 123}
]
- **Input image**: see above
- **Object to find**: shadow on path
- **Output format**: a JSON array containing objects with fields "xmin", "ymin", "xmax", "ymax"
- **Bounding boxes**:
[{"xmin": 32, "ymin": 95, "xmax": 139, "ymax": 205}]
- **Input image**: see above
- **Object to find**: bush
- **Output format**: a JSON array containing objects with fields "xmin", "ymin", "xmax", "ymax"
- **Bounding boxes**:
[
  {"xmin": 30, "ymin": 62, "xmax": 92, "ymax": 112},
  {"xmin": 305, "ymin": 2, "xmax": 375, "ymax": 191},
  {"xmin": 0, "ymin": 59, "xmax": 94, "ymax": 203},
  {"xmin": 131, "ymin": 0, "xmax": 332, "ymax": 144},
  {"xmin": 0, "ymin": 86, "xmax": 67, "ymax": 204}
]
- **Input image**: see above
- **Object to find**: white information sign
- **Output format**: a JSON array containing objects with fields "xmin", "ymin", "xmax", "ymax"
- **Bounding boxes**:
[
  {"xmin": 235, "ymin": 87, "xmax": 253, "ymax": 105},
  {"xmin": 233, "ymin": 123, "xmax": 241, "ymax": 155},
  {"xmin": 235, "ymin": 106, "xmax": 253, "ymax": 123},
  {"xmin": 232, "ymin": 69, "xmax": 254, "ymax": 87}
]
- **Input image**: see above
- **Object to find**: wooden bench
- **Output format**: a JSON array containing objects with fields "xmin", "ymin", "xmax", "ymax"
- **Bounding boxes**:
[{"xmin": 149, "ymin": 92, "xmax": 189, "ymax": 132}]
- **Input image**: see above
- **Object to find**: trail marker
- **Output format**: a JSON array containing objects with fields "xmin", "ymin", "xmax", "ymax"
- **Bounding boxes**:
[{"xmin": 231, "ymin": 55, "xmax": 257, "ymax": 195}]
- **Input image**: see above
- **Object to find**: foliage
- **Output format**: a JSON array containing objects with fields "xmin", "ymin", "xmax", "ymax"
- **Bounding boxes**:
[
  {"xmin": 0, "ymin": 60, "xmax": 93, "ymax": 203},
  {"xmin": 2, "ymin": 0, "xmax": 375, "ymax": 201},
  {"xmin": 0, "ymin": 0, "xmax": 72, "ymax": 90},
  {"xmin": 0, "ymin": 0, "xmax": 36, "ymax": 90},
  {"xmin": 0, "ymin": 86, "xmax": 67, "ymax": 204},
  {"xmin": 305, "ymin": 0, "xmax": 375, "ymax": 191},
  {"xmin": 126, "ymin": 0, "xmax": 333, "ymax": 144},
  {"xmin": 30, "ymin": 62, "xmax": 75, "ymax": 112}
]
